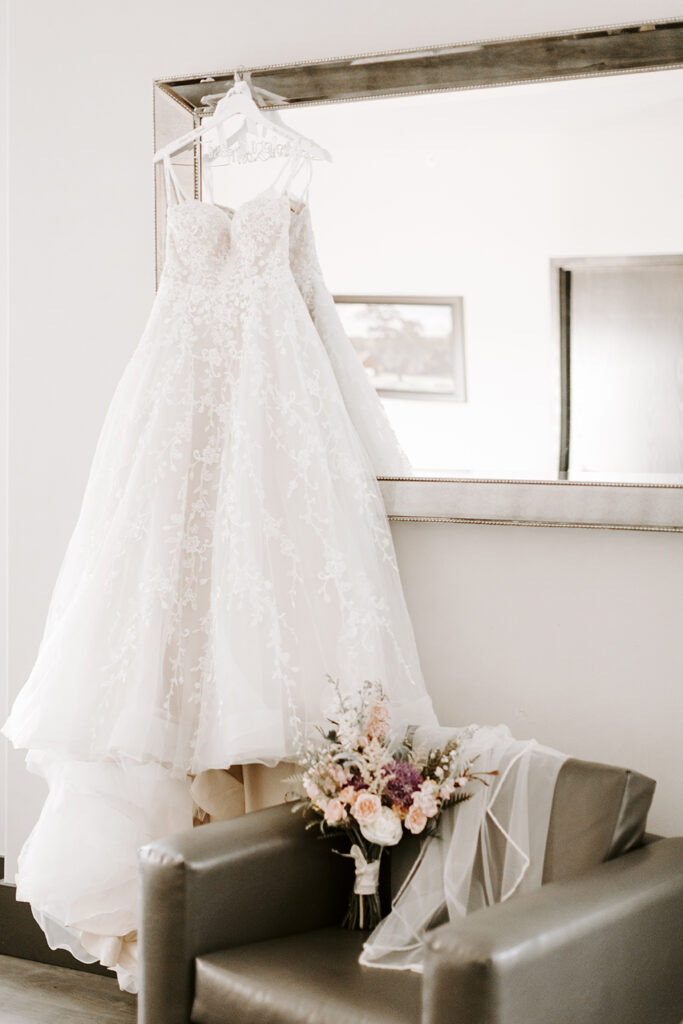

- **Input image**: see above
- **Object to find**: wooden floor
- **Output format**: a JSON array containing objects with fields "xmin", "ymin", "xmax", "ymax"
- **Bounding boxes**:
[{"xmin": 0, "ymin": 955, "xmax": 137, "ymax": 1023}]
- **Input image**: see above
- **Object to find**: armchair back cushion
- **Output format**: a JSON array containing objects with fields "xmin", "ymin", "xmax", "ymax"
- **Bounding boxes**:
[
  {"xmin": 541, "ymin": 758, "xmax": 655, "ymax": 882},
  {"xmin": 388, "ymin": 758, "xmax": 655, "ymax": 898}
]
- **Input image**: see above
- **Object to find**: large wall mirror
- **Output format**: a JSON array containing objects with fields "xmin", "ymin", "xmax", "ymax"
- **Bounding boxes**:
[{"xmin": 153, "ymin": 20, "xmax": 683, "ymax": 531}]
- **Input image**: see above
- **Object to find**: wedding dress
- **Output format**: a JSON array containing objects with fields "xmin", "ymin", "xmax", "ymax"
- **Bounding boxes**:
[{"xmin": 2, "ymin": 157, "xmax": 437, "ymax": 991}]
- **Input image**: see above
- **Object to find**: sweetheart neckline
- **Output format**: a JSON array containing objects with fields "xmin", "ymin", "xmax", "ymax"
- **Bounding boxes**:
[{"xmin": 169, "ymin": 190, "xmax": 307, "ymax": 223}]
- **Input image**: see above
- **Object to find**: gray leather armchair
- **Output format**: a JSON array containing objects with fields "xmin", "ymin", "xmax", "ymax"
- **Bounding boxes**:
[{"xmin": 138, "ymin": 759, "xmax": 683, "ymax": 1024}]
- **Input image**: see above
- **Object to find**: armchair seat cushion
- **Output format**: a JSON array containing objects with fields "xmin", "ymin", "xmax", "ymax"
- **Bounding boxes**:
[{"xmin": 191, "ymin": 927, "xmax": 421, "ymax": 1024}]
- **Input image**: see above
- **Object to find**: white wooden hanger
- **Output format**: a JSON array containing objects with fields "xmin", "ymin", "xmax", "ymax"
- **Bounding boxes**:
[{"xmin": 153, "ymin": 73, "xmax": 330, "ymax": 165}]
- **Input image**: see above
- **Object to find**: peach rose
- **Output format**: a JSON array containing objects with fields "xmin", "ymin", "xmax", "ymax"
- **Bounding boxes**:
[
  {"xmin": 352, "ymin": 791, "xmax": 381, "ymax": 825},
  {"xmin": 339, "ymin": 786, "xmax": 358, "ymax": 806},
  {"xmin": 324, "ymin": 799, "xmax": 345, "ymax": 824},
  {"xmin": 405, "ymin": 804, "xmax": 427, "ymax": 835}
]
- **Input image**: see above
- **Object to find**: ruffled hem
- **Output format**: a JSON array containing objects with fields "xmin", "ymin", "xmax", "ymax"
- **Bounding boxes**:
[
  {"xmin": 28, "ymin": 907, "xmax": 139, "ymax": 993},
  {"xmin": 13, "ymin": 755, "xmax": 195, "ymax": 994}
]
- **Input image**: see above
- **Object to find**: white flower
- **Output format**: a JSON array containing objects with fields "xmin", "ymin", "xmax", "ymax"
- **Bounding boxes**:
[{"xmin": 359, "ymin": 805, "xmax": 403, "ymax": 847}]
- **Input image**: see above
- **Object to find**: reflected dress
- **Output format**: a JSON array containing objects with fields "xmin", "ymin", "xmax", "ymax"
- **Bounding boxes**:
[{"xmin": 3, "ymin": 180, "xmax": 437, "ymax": 990}]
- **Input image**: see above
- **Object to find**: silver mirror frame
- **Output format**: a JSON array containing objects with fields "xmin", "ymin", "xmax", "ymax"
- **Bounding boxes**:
[{"xmin": 153, "ymin": 19, "xmax": 683, "ymax": 532}]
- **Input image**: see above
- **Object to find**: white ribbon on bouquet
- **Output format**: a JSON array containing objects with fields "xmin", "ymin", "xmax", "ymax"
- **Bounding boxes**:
[{"xmin": 344, "ymin": 844, "xmax": 381, "ymax": 895}]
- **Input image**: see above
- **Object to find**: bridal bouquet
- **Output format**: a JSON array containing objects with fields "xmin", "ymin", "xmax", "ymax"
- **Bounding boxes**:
[{"xmin": 290, "ymin": 680, "xmax": 493, "ymax": 930}]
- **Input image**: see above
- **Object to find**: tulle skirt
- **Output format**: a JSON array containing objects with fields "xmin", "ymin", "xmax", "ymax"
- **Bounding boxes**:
[
  {"xmin": 16, "ymin": 755, "xmax": 192, "ymax": 991},
  {"xmin": 4, "ymin": 266, "xmax": 435, "ymax": 774}
]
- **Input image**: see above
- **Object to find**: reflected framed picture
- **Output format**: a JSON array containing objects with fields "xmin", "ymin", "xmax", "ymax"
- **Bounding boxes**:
[{"xmin": 334, "ymin": 295, "xmax": 466, "ymax": 401}]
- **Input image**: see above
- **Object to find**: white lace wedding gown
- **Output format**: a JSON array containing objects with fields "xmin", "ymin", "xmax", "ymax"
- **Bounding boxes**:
[{"xmin": 2, "ymin": 168, "xmax": 437, "ymax": 990}]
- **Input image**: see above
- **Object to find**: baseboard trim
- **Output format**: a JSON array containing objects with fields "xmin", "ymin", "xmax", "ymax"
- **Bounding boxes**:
[{"xmin": 0, "ymin": 876, "xmax": 112, "ymax": 978}]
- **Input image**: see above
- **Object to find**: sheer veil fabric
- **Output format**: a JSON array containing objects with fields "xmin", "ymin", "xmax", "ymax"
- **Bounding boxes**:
[
  {"xmin": 360, "ymin": 725, "xmax": 567, "ymax": 972},
  {"xmin": 2, "ymin": 160, "xmax": 437, "ymax": 991}
]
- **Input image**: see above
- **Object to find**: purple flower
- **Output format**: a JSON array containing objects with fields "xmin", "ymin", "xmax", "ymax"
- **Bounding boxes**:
[{"xmin": 382, "ymin": 760, "xmax": 424, "ymax": 810}]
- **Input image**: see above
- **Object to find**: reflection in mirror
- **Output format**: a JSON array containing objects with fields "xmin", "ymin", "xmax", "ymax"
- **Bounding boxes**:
[{"xmin": 253, "ymin": 68, "xmax": 683, "ymax": 483}]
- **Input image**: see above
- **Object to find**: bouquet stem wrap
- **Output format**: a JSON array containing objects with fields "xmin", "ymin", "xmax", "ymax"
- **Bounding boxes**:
[
  {"xmin": 349, "ymin": 845, "xmax": 380, "ymax": 894},
  {"xmin": 342, "ymin": 840, "xmax": 383, "ymax": 930}
]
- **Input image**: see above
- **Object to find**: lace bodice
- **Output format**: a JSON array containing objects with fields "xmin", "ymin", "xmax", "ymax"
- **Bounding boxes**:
[
  {"xmin": 164, "ymin": 192, "xmax": 291, "ymax": 288},
  {"xmin": 163, "ymin": 192, "xmax": 411, "ymax": 476}
]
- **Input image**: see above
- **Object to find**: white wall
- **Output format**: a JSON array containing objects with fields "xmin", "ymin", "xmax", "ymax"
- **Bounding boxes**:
[
  {"xmin": 1, "ymin": 0, "xmax": 9, "ymax": 863},
  {"xmin": 3, "ymin": 0, "xmax": 683, "ymax": 878},
  {"xmin": 393, "ymin": 521, "xmax": 683, "ymax": 836}
]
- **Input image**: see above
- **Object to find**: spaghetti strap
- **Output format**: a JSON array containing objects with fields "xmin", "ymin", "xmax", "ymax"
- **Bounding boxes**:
[
  {"xmin": 282, "ymin": 153, "xmax": 313, "ymax": 203},
  {"xmin": 270, "ymin": 150, "xmax": 312, "ymax": 200},
  {"xmin": 163, "ymin": 155, "xmax": 189, "ymax": 205},
  {"xmin": 200, "ymin": 147, "xmax": 215, "ymax": 205},
  {"xmin": 298, "ymin": 156, "xmax": 313, "ymax": 201}
]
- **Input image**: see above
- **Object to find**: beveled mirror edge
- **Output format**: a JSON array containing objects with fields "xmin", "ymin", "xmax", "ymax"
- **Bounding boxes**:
[
  {"xmin": 152, "ymin": 21, "xmax": 683, "ymax": 532},
  {"xmin": 378, "ymin": 478, "xmax": 683, "ymax": 532}
]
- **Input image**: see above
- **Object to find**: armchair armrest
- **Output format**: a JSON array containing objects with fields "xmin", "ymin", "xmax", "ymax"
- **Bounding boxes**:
[
  {"xmin": 138, "ymin": 802, "xmax": 348, "ymax": 1024},
  {"xmin": 422, "ymin": 836, "xmax": 683, "ymax": 1024}
]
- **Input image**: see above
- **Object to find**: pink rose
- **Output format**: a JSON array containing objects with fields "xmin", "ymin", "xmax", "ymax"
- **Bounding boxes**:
[
  {"xmin": 405, "ymin": 805, "xmax": 427, "ymax": 835},
  {"xmin": 303, "ymin": 778, "xmax": 321, "ymax": 801},
  {"xmin": 339, "ymin": 786, "xmax": 358, "ymax": 806},
  {"xmin": 352, "ymin": 791, "xmax": 381, "ymax": 825},
  {"xmin": 413, "ymin": 791, "xmax": 438, "ymax": 818},
  {"xmin": 367, "ymin": 700, "xmax": 390, "ymax": 740},
  {"xmin": 324, "ymin": 799, "xmax": 345, "ymax": 824},
  {"xmin": 329, "ymin": 763, "xmax": 349, "ymax": 787},
  {"xmin": 439, "ymin": 780, "xmax": 456, "ymax": 800}
]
